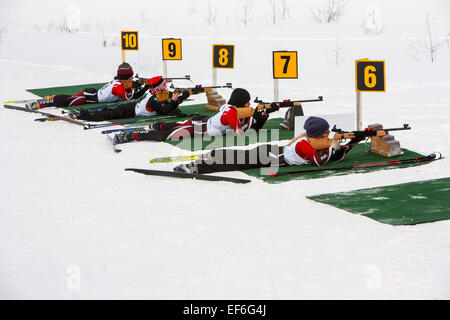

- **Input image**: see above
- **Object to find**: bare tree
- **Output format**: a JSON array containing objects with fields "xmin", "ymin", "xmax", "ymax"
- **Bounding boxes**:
[
  {"xmin": 202, "ymin": 0, "xmax": 216, "ymax": 26},
  {"xmin": 236, "ymin": 0, "xmax": 254, "ymax": 27},
  {"xmin": 268, "ymin": 0, "xmax": 281, "ymax": 25},
  {"xmin": 0, "ymin": 26, "xmax": 7, "ymax": 43},
  {"xmin": 362, "ymin": 6, "xmax": 384, "ymax": 35},
  {"xmin": 280, "ymin": 0, "xmax": 291, "ymax": 21},
  {"xmin": 326, "ymin": 40, "xmax": 345, "ymax": 65},
  {"xmin": 409, "ymin": 15, "xmax": 444, "ymax": 62},
  {"xmin": 309, "ymin": 0, "xmax": 348, "ymax": 24},
  {"xmin": 267, "ymin": 0, "xmax": 290, "ymax": 25}
]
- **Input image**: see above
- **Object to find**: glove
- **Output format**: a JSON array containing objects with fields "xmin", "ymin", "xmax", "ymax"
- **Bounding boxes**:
[
  {"xmin": 331, "ymin": 138, "xmax": 341, "ymax": 151},
  {"xmin": 180, "ymin": 90, "xmax": 190, "ymax": 100},
  {"xmin": 132, "ymin": 79, "xmax": 143, "ymax": 89},
  {"xmin": 267, "ymin": 102, "xmax": 280, "ymax": 113}
]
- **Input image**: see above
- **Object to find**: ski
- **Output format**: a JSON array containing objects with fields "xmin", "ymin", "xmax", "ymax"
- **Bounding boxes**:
[
  {"xmin": 4, "ymin": 104, "xmax": 86, "ymax": 126},
  {"xmin": 3, "ymin": 99, "xmax": 36, "ymax": 104},
  {"xmin": 106, "ymin": 134, "xmax": 122, "ymax": 153},
  {"xmin": 3, "ymin": 104, "xmax": 32, "ymax": 111},
  {"xmin": 101, "ymin": 126, "xmax": 149, "ymax": 135},
  {"xmin": 125, "ymin": 168, "xmax": 251, "ymax": 184},
  {"xmin": 149, "ymin": 154, "xmax": 205, "ymax": 164},
  {"xmin": 269, "ymin": 152, "xmax": 444, "ymax": 178},
  {"xmin": 34, "ymin": 117, "xmax": 58, "ymax": 122}
]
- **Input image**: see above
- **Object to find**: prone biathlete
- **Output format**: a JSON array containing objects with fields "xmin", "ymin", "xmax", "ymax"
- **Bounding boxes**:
[
  {"xmin": 173, "ymin": 116, "xmax": 365, "ymax": 174},
  {"xmin": 69, "ymin": 76, "xmax": 190, "ymax": 122},
  {"xmin": 25, "ymin": 63, "xmax": 149, "ymax": 110},
  {"xmin": 112, "ymin": 88, "xmax": 278, "ymax": 144}
]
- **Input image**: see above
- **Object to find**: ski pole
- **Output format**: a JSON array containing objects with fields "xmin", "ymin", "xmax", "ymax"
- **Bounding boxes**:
[
  {"xmin": 83, "ymin": 115, "xmax": 177, "ymax": 130},
  {"xmin": 61, "ymin": 98, "xmax": 145, "ymax": 114},
  {"xmin": 269, "ymin": 153, "xmax": 443, "ymax": 178}
]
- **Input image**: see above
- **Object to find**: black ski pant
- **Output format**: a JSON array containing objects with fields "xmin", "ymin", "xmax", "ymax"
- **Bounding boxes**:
[
  {"xmin": 135, "ymin": 115, "xmax": 209, "ymax": 142},
  {"xmin": 195, "ymin": 144, "xmax": 286, "ymax": 174},
  {"xmin": 78, "ymin": 101, "xmax": 136, "ymax": 121}
]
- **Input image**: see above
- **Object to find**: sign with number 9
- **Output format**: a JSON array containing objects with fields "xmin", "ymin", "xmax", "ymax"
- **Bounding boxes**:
[
  {"xmin": 355, "ymin": 60, "xmax": 385, "ymax": 92},
  {"xmin": 162, "ymin": 38, "xmax": 182, "ymax": 60},
  {"xmin": 213, "ymin": 45, "xmax": 234, "ymax": 69}
]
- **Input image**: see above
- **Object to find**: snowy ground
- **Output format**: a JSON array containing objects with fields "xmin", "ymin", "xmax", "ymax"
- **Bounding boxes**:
[{"xmin": 0, "ymin": 0, "xmax": 449, "ymax": 299}]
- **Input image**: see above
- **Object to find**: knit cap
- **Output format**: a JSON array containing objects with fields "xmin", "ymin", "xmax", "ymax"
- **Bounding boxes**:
[
  {"xmin": 303, "ymin": 116, "xmax": 330, "ymax": 138},
  {"xmin": 116, "ymin": 62, "xmax": 134, "ymax": 80},
  {"xmin": 227, "ymin": 88, "xmax": 251, "ymax": 108}
]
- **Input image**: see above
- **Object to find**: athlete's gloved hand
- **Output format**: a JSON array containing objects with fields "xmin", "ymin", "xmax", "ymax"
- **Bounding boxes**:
[
  {"xmin": 267, "ymin": 102, "xmax": 280, "ymax": 113},
  {"xmin": 180, "ymin": 90, "xmax": 190, "ymax": 100}
]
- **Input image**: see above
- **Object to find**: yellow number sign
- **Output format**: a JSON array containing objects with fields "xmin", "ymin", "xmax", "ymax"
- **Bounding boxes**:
[
  {"xmin": 121, "ymin": 31, "xmax": 139, "ymax": 50},
  {"xmin": 273, "ymin": 51, "xmax": 298, "ymax": 79},
  {"xmin": 213, "ymin": 44, "xmax": 234, "ymax": 69},
  {"xmin": 355, "ymin": 59, "xmax": 385, "ymax": 92},
  {"xmin": 162, "ymin": 38, "xmax": 182, "ymax": 60}
]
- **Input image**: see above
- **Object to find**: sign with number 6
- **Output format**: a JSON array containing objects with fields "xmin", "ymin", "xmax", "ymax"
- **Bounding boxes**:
[
  {"xmin": 273, "ymin": 51, "xmax": 298, "ymax": 79},
  {"xmin": 355, "ymin": 59, "xmax": 385, "ymax": 92},
  {"xmin": 162, "ymin": 38, "xmax": 182, "ymax": 60}
]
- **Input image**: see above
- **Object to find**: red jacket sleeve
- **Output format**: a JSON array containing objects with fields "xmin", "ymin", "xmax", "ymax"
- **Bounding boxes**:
[
  {"xmin": 111, "ymin": 82, "xmax": 133, "ymax": 101},
  {"xmin": 295, "ymin": 139, "xmax": 333, "ymax": 167},
  {"xmin": 220, "ymin": 107, "xmax": 243, "ymax": 135}
]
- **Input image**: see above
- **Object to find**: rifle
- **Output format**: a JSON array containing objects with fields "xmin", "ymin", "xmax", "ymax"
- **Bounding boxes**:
[
  {"xmin": 332, "ymin": 124, "xmax": 411, "ymax": 140},
  {"xmin": 135, "ymin": 74, "xmax": 191, "ymax": 85},
  {"xmin": 307, "ymin": 124, "xmax": 412, "ymax": 150},
  {"xmin": 155, "ymin": 83, "xmax": 232, "ymax": 102},
  {"xmin": 237, "ymin": 96, "xmax": 323, "ymax": 119}
]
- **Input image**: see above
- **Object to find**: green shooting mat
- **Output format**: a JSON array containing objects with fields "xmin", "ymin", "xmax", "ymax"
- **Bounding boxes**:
[
  {"xmin": 242, "ymin": 144, "xmax": 429, "ymax": 183},
  {"xmin": 27, "ymin": 83, "xmax": 107, "ymax": 98},
  {"xmin": 306, "ymin": 177, "xmax": 450, "ymax": 225}
]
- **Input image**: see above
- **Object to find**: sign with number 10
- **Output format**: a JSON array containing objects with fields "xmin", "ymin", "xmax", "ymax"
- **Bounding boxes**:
[
  {"xmin": 162, "ymin": 38, "xmax": 182, "ymax": 60},
  {"xmin": 121, "ymin": 31, "xmax": 139, "ymax": 50},
  {"xmin": 273, "ymin": 51, "xmax": 298, "ymax": 79}
]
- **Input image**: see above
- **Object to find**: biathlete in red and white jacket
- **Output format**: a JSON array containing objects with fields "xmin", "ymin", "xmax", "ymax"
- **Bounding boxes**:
[
  {"xmin": 113, "ymin": 88, "xmax": 275, "ymax": 144},
  {"xmin": 173, "ymin": 116, "xmax": 365, "ymax": 174},
  {"xmin": 25, "ymin": 63, "xmax": 148, "ymax": 110},
  {"xmin": 72, "ymin": 76, "xmax": 190, "ymax": 122}
]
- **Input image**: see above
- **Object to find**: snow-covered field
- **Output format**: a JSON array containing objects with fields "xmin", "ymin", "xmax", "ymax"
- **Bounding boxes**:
[{"xmin": 0, "ymin": 0, "xmax": 449, "ymax": 299}]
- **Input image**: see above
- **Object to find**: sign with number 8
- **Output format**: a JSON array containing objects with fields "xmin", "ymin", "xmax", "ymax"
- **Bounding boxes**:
[
  {"xmin": 213, "ymin": 45, "xmax": 234, "ymax": 69},
  {"xmin": 355, "ymin": 60, "xmax": 385, "ymax": 92},
  {"xmin": 162, "ymin": 38, "xmax": 182, "ymax": 60}
]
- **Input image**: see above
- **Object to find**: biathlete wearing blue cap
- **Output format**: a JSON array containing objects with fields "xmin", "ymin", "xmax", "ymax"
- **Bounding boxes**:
[{"xmin": 173, "ymin": 116, "xmax": 365, "ymax": 174}]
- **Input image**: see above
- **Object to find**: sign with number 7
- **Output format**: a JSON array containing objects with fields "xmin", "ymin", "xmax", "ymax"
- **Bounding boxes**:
[{"xmin": 273, "ymin": 51, "xmax": 298, "ymax": 79}]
